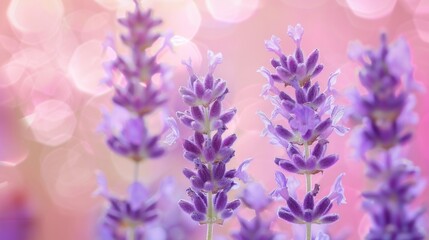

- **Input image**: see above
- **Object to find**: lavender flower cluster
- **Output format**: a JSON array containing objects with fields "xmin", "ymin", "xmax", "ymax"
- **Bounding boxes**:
[
  {"xmin": 348, "ymin": 34, "xmax": 425, "ymax": 239},
  {"xmin": 176, "ymin": 52, "xmax": 241, "ymax": 235},
  {"xmin": 259, "ymin": 24, "xmax": 348, "ymax": 239},
  {"xmin": 87, "ymin": 2, "xmax": 428, "ymax": 239},
  {"xmin": 95, "ymin": 1, "xmax": 178, "ymax": 239}
]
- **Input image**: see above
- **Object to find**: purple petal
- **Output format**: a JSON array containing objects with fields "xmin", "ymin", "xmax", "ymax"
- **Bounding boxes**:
[
  {"xmin": 226, "ymin": 199, "xmax": 241, "ymax": 210},
  {"xmin": 275, "ymin": 125, "xmax": 294, "ymax": 141},
  {"xmin": 191, "ymin": 212, "xmax": 206, "ymax": 222},
  {"xmin": 214, "ymin": 191, "xmax": 227, "ymax": 212},
  {"xmin": 279, "ymin": 160, "xmax": 300, "ymax": 173},
  {"xmin": 128, "ymin": 181, "xmax": 148, "ymax": 210},
  {"xmin": 328, "ymin": 173, "xmax": 346, "ymax": 205},
  {"xmin": 303, "ymin": 192, "xmax": 314, "ymax": 210},
  {"xmin": 306, "ymin": 49, "xmax": 319, "ymax": 73},
  {"xmin": 278, "ymin": 207, "xmax": 300, "ymax": 223},
  {"xmin": 319, "ymin": 214, "xmax": 339, "ymax": 224},
  {"xmin": 178, "ymin": 200, "xmax": 195, "ymax": 214},
  {"xmin": 287, "ymin": 197, "xmax": 304, "ymax": 219},
  {"xmin": 318, "ymin": 154, "xmax": 339, "ymax": 169},
  {"xmin": 220, "ymin": 108, "xmax": 237, "ymax": 124},
  {"xmin": 210, "ymin": 101, "xmax": 222, "ymax": 118},
  {"xmin": 191, "ymin": 107, "xmax": 204, "ymax": 121},
  {"xmin": 235, "ymin": 158, "xmax": 253, "ymax": 183}
]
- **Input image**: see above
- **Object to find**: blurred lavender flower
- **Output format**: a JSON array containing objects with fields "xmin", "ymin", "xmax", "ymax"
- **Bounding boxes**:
[
  {"xmin": 232, "ymin": 182, "xmax": 279, "ymax": 240},
  {"xmin": 96, "ymin": 1, "xmax": 177, "ymax": 239},
  {"xmin": 177, "ymin": 51, "xmax": 242, "ymax": 239},
  {"xmin": 260, "ymin": 24, "xmax": 348, "ymax": 239},
  {"xmin": 96, "ymin": 172, "xmax": 157, "ymax": 240},
  {"xmin": 0, "ymin": 190, "xmax": 34, "ymax": 240},
  {"xmin": 348, "ymin": 34, "xmax": 425, "ymax": 239},
  {"xmin": 100, "ymin": 0, "xmax": 178, "ymax": 163}
]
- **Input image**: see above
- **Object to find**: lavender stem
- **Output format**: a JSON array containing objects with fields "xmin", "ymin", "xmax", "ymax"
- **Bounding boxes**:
[
  {"xmin": 305, "ymin": 142, "xmax": 311, "ymax": 240},
  {"xmin": 206, "ymin": 190, "xmax": 214, "ymax": 240}
]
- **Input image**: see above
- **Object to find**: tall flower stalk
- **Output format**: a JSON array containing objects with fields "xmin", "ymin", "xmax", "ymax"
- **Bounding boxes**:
[
  {"xmin": 177, "ymin": 51, "xmax": 241, "ymax": 240},
  {"xmin": 348, "ymin": 34, "xmax": 425, "ymax": 239},
  {"xmin": 259, "ymin": 24, "xmax": 348, "ymax": 239},
  {"xmin": 96, "ymin": 1, "xmax": 177, "ymax": 239}
]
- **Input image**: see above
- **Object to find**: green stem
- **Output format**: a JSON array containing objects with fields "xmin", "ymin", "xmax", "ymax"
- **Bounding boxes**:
[
  {"xmin": 127, "ymin": 161, "xmax": 140, "ymax": 240},
  {"xmin": 206, "ymin": 191, "xmax": 214, "ymax": 240},
  {"xmin": 304, "ymin": 143, "xmax": 312, "ymax": 240}
]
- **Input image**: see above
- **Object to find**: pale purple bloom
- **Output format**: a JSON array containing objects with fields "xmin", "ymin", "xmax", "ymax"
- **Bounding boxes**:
[
  {"xmin": 348, "ymin": 34, "xmax": 425, "ymax": 239},
  {"xmin": 233, "ymin": 180, "xmax": 278, "ymax": 240},
  {"xmin": 96, "ymin": 172, "xmax": 158, "ymax": 240},
  {"xmin": 177, "ymin": 51, "xmax": 241, "ymax": 226},
  {"xmin": 235, "ymin": 158, "xmax": 253, "ymax": 183},
  {"xmin": 287, "ymin": 24, "xmax": 304, "ymax": 47},
  {"xmin": 232, "ymin": 216, "xmax": 277, "ymax": 240},
  {"xmin": 240, "ymin": 182, "xmax": 272, "ymax": 213}
]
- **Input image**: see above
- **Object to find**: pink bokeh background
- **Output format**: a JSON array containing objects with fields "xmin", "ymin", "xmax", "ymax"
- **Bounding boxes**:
[{"xmin": 1, "ymin": 0, "xmax": 428, "ymax": 239}]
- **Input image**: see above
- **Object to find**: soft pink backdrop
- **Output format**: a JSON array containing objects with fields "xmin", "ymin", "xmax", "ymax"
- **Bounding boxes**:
[{"xmin": 1, "ymin": 0, "xmax": 428, "ymax": 239}]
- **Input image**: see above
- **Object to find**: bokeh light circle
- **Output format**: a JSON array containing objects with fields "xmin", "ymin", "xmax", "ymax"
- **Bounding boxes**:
[
  {"xmin": 205, "ymin": 0, "xmax": 259, "ymax": 23},
  {"xmin": 7, "ymin": 0, "xmax": 64, "ymax": 42},
  {"xmin": 68, "ymin": 40, "xmax": 113, "ymax": 95},
  {"xmin": 41, "ymin": 143, "xmax": 98, "ymax": 212},
  {"xmin": 345, "ymin": 0, "xmax": 397, "ymax": 19},
  {"xmin": 0, "ymin": 61, "xmax": 26, "ymax": 87},
  {"xmin": 26, "ymin": 100, "xmax": 76, "ymax": 146}
]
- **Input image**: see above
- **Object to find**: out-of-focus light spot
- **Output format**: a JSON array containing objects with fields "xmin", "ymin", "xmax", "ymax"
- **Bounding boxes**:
[
  {"xmin": 68, "ymin": 40, "xmax": 113, "ymax": 95},
  {"xmin": 118, "ymin": 0, "xmax": 201, "ymax": 41},
  {"xmin": 81, "ymin": 12, "xmax": 113, "ymax": 35},
  {"xmin": 413, "ymin": 1, "xmax": 429, "ymax": 43},
  {"xmin": 282, "ymin": 0, "xmax": 330, "ymax": 9},
  {"xmin": 93, "ymin": 0, "xmax": 132, "ymax": 11},
  {"xmin": 158, "ymin": 37, "xmax": 202, "ymax": 70},
  {"xmin": 7, "ymin": 0, "xmax": 63, "ymax": 42},
  {"xmin": 0, "ymin": 61, "xmax": 26, "ymax": 87},
  {"xmin": 206, "ymin": 0, "xmax": 259, "ymax": 23},
  {"xmin": 11, "ymin": 48, "xmax": 54, "ymax": 70},
  {"xmin": 25, "ymin": 100, "xmax": 76, "ymax": 146},
  {"xmin": 41, "ymin": 143, "xmax": 98, "ymax": 212},
  {"xmin": 345, "ymin": 0, "xmax": 397, "ymax": 19},
  {"xmin": 18, "ymin": 68, "xmax": 74, "ymax": 114}
]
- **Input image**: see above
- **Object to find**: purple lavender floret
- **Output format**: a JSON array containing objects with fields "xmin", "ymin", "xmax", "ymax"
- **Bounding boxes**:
[
  {"xmin": 348, "ymin": 34, "xmax": 425, "ymax": 240},
  {"xmin": 260, "ymin": 24, "xmax": 347, "ymax": 238},
  {"xmin": 274, "ymin": 172, "xmax": 346, "ymax": 225},
  {"xmin": 177, "ymin": 51, "xmax": 242, "ymax": 229},
  {"xmin": 96, "ymin": 172, "xmax": 157, "ymax": 240},
  {"xmin": 232, "ymin": 182, "xmax": 278, "ymax": 240}
]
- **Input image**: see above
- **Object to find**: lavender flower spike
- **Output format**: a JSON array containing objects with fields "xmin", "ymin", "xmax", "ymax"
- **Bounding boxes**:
[
  {"xmin": 100, "ymin": 0, "xmax": 178, "ymax": 163},
  {"xmin": 96, "ymin": 1, "xmax": 177, "ymax": 239},
  {"xmin": 177, "ymin": 51, "xmax": 241, "ymax": 240},
  {"xmin": 348, "ymin": 34, "xmax": 425, "ymax": 239},
  {"xmin": 260, "ymin": 24, "xmax": 348, "ymax": 240}
]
